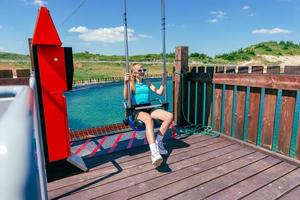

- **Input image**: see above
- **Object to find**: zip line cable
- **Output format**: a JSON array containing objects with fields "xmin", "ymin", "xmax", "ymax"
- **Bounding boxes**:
[{"xmin": 60, "ymin": 0, "xmax": 89, "ymax": 27}]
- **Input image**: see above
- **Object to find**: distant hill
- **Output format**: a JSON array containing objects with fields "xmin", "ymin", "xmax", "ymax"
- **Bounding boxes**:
[
  {"xmin": 247, "ymin": 41, "xmax": 300, "ymax": 56},
  {"xmin": 221, "ymin": 41, "xmax": 300, "ymax": 65},
  {"xmin": 1, "ymin": 41, "xmax": 300, "ymax": 65},
  {"xmin": 191, "ymin": 41, "xmax": 300, "ymax": 64},
  {"xmin": 72, "ymin": 52, "xmax": 175, "ymax": 62},
  {"xmin": 0, "ymin": 52, "xmax": 29, "ymax": 60},
  {"xmin": 74, "ymin": 41, "xmax": 300, "ymax": 63}
]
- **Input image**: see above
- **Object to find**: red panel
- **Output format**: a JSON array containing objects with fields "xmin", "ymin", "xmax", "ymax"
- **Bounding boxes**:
[
  {"xmin": 32, "ymin": 7, "xmax": 62, "ymax": 46},
  {"xmin": 37, "ymin": 46, "xmax": 67, "ymax": 92},
  {"xmin": 37, "ymin": 46, "xmax": 70, "ymax": 161},
  {"xmin": 43, "ymin": 93, "xmax": 70, "ymax": 161}
]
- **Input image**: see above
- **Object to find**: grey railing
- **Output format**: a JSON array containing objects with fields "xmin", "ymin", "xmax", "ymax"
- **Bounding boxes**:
[{"xmin": 0, "ymin": 75, "xmax": 48, "ymax": 200}]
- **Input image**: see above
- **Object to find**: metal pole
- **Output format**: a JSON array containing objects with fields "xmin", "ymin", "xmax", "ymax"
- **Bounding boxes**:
[
  {"xmin": 122, "ymin": 0, "xmax": 131, "ymax": 107},
  {"xmin": 161, "ymin": 0, "xmax": 168, "ymax": 103},
  {"xmin": 30, "ymin": 73, "xmax": 48, "ymax": 200}
]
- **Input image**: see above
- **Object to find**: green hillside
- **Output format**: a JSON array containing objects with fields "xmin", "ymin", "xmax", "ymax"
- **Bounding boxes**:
[
  {"xmin": 2, "ymin": 41, "xmax": 300, "ymax": 80},
  {"xmin": 59, "ymin": 41, "xmax": 300, "ymax": 63},
  {"xmin": 1, "ymin": 41, "xmax": 300, "ymax": 64},
  {"xmin": 73, "ymin": 52, "xmax": 175, "ymax": 62},
  {"xmin": 211, "ymin": 41, "xmax": 300, "ymax": 64},
  {"xmin": 0, "ymin": 52, "xmax": 29, "ymax": 60},
  {"xmin": 248, "ymin": 41, "xmax": 300, "ymax": 55}
]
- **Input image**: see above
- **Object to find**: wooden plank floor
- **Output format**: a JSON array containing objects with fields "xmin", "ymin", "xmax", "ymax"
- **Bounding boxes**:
[{"xmin": 47, "ymin": 135, "xmax": 300, "ymax": 200}]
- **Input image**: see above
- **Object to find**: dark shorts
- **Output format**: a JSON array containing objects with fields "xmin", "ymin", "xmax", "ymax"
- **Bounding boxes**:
[
  {"xmin": 134, "ymin": 108, "xmax": 163, "ymax": 128},
  {"xmin": 135, "ymin": 108, "xmax": 156, "ymax": 120},
  {"xmin": 132, "ymin": 103, "xmax": 164, "ymax": 124}
]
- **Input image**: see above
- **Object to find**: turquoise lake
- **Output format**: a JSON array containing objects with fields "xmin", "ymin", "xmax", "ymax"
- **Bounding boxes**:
[{"xmin": 65, "ymin": 79, "xmax": 173, "ymax": 130}]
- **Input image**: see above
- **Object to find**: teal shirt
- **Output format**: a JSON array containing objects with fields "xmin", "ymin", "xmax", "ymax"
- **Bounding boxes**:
[{"xmin": 132, "ymin": 81, "xmax": 150, "ymax": 105}]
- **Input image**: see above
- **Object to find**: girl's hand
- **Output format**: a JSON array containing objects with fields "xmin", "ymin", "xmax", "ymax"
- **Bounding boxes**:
[
  {"xmin": 162, "ymin": 72, "xmax": 168, "ymax": 85},
  {"xmin": 146, "ymin": 79, "xmax": 152, "ymax": 86},
  {"xmin": 124, "ymin": 73, "xmax": 130, "ymax": 83}
]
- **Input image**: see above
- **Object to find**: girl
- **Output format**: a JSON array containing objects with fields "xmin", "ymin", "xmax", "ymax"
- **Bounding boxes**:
[{"xmin": 124, "ymin": 63, "xmax": 173, "ymax": 168}]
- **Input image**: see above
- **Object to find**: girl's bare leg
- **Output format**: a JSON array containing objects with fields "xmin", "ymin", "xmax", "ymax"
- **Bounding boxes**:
[
  {"xmin": 150, "ymin": 109, "xmax": 173, "ymax": 135},
  {"xmin": 136, "ymin": 112, "xmax": 155, "ymax": 144},
  {"xmin": 137, "ymin": 111, "xmax": 163, "ymax": 167}
]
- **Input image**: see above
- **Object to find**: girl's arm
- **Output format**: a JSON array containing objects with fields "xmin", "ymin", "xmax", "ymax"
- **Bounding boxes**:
[{"xmin": 147, "ymin": 72, "xmax": 167, "ymax": 96}]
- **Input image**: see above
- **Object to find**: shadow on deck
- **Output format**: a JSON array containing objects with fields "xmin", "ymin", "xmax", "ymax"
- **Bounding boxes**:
[{"xmin": 47, "ymin": 135, "xmax": 300, "ymax": 200}]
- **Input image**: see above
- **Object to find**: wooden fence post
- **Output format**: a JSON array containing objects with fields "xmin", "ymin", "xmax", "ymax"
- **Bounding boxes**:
[
  {"xmin": 173, "ymin": 46, "xmax": 189, "ymax": 126},
  {"xmin": 28, "ymin": 38, "xmax": 35, "ymax": 71}
]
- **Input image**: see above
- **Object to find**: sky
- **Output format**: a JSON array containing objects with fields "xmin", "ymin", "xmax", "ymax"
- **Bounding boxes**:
[{"xmin": 0, "ymin": 0, "xmax": 300, "ymax": 56}]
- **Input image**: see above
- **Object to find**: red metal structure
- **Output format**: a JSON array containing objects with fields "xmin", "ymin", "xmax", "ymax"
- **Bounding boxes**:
[{"xmin": 32, "ymin": 7, "xmax": 72, "ymax": 162}]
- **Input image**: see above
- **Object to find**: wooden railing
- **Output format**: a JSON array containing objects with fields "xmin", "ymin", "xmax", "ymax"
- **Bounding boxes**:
[
  {"xmin": 173, "ymin": 46, "xmax": 300, "ymax": 161},
  {"xmin": 0, "ymin": 69, "xmax": 30, "ymax": 85},
  {"xmin": 0, "ymin": 69, "xmax": 171, "ymax": 86}
]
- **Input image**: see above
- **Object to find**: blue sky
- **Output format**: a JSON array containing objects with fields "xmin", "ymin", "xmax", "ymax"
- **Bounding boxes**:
[{"xmin": 0, "ymin": 0, "xmax": 300, "ymax": 56}]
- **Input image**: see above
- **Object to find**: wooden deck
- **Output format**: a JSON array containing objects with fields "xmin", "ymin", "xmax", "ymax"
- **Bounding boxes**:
[{"xmin": 47, "ymin": 134, "xmax": 300, "ymax": 200}]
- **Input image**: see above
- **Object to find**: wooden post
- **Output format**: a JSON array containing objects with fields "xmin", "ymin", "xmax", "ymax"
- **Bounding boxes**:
[
  {"xmin": 173, "ymin": 46, "xmax": 188, "ymax": 126},
  {"xmin": 28, "ymin": 38, "xmax": 34, "ymax": 71}
]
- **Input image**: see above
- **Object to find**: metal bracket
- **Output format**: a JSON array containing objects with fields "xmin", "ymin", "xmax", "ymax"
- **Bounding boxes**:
[{"xmin": 66, "ymin": 153, "xmax": 88, "ymax": 172}]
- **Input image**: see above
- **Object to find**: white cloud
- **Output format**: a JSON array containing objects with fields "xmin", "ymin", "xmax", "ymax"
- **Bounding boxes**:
[
  {"xmin": 69, "ymin": 26, "xmax": 89, "ymax": 33},
  {"xmin": 0, "ymin": 47, "xmax": 4, "ymax": 52},
  {"xmin": 208, "ymin": 11, "xmax": 225, "ymax": 23},
  {"xmin": 207, "ymin": 19, "xmax": 219, "ymax": 23},
  {"xmin": 248, "ymin": 13, "xmax": 256, "ymax": 17},
  {"xmin": 68, "ymin": 26, "xmax": 151, "ymax": 43},
  {"xmin": 32, "ymin": 0, "xmax": 46, "ymax": 6},
  {"xmin": 138, "ymin": 34, "xmax": 152, "ymax": 39},
  {"xmin": 252, "ymin": 28, "xmax": 291, "ymax": 35},
  {"xmin": 210, "ymin": 11, "xmax": 226, "ymax": 18},
  {"xmin": 242, "ymin": 5, "xmax": 250, "ymax": 10}
]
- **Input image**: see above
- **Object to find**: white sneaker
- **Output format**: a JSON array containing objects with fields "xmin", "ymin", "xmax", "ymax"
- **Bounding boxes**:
[
  {"xmin": 151, "ymin": 151, "xmax": 163, "ymax": 168},
  {"xmin": 156, "ymin": 140, "xmax": 168, "ymax": 155}
]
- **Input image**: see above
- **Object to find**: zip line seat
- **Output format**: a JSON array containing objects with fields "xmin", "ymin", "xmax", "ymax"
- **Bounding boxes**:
[{"xmin": 123, "ymin": 98, "xmax": 169, "ymax": 131}]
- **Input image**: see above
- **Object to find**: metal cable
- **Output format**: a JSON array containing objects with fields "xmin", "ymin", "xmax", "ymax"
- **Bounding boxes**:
[{"xmin": 61, "ymin": 0, "xmax": 89, "ymax": 26}]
